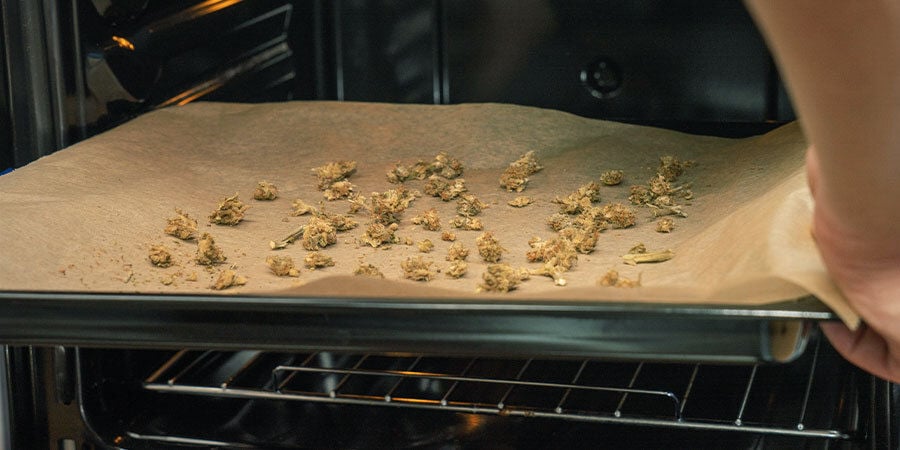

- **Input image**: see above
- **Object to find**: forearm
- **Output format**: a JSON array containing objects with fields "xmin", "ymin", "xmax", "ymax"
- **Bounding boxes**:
[{"xmin": 745, "ymin": 0, "xmax": 900, "ymax": 248}]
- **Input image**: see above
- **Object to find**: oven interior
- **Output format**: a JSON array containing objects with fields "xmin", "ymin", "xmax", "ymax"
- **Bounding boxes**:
[{"xmin": 1, "ymin": 1, "xmax": 896, "ymax": 449}]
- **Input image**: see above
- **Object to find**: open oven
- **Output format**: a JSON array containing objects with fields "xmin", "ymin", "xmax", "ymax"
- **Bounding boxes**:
[{"xmin": 0, "ymin": 1, "xmax": 896, "ymax": 449}]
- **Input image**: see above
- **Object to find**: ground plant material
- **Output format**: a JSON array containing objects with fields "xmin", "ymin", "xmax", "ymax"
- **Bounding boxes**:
[
  {"xmin": 367, "ymin": 187, "xmax": 419, "ymax": 224},
  {"xmin": 148, "ymin": 245, "xmax": 173, "ymax": 267},
  {"xmin": 450, "ymin": 216, "xmax": 483, "ymax": 230},
  {"xmin": 209, "ymin": 194, "xmax": 249, "ymax": 225},
  {"xmin": 598, "ymin": 269, "xmax": 641, "ymax": 288},
  {"xmin": 211, "ymin": 269, "xmax": 247, "ymax": 290},
  {"xmin": 649, "ymin": 203, "xmax": 688, "ymax": 218},
  {"xmin": 301, "ymin": 216, "xmax": 337, "ymax": 251},
  {"xmin": 412, "ymin": 208, "xmax": 442, "ymax": 231},
  {"xmin": 401, "ymin": 256, "xmax": 436, "ymax": 281},
  {"xmin": 628, "ymin": 154, "xmax": 695, "ymax": 207},
  {"xmin": 361, "ymin": 222, "xmax": 400, "ymax": 248},
  {"xmin": 558, "ymin": 226, "xmax": 600, "ymax": 254},
  {"xmin": 253, "ymin": 181, "xmax": 278, "ymax": 200},
  {"xmin": 547, "ymin": 213, "xmax": 575, "ymax": 232},
  {"xmin": 387, "ymin": 152, "xmax": 464, "ymax": 184},
  {"xmin": 354, "ymin": 263, "xmax": 384, "ymax": 278},
  {"xmin": 554, "ymin": 182, "xmax": 602, "ymax": 214},
  {"xmin": 304, "ymin": 252, "xmax": 335, "ymax": 269},
  {"xmin": 446, "ymin": 260, "xmax": 468, "ymax": 279},
  {"xmin": 600, "ymin": 170, "xmax": 624, "ymax": 186},
  {"xmin": 476, "ymin": 231, "xmax": 506, "ymax": 263},
  {"xmin": 386, "ymin": 163, "xmax": 413, "ymax": 184},
  {"xmin": 312, "ymin": 160, "xmax": 357, "ymax": 190},
  {"xmin": 621, "ymin": 249, "xmax": 675, "ymax": 266},
  {"xmin": 323, "ymin": 180, "xmax": 356, "ymax": 200},
  {"xmin": 656, "ymin": 217, "xmax": 676, "ymax": 233},
  {"xmin": 430, "ymin": 152, "xmax": 465, "ymax": 179},
  {"xmin": 441, "ymin": 231, "xmax": 457, "ymax": 241},
  {"xmin": 164, "ymin": 209, "xmax": 198, "ymax": 240},
  {"xmin": 424, "ymin": 175, "xmax": 467, "ymax": 201},
  {"xmin": 507, "ymin": 196, "xmax": 533, "ymax": 207},
  {"xmin": 629, "ymin": 243, "xmax": 647, "ymax": 254},
  {"xmin": 601, "ymin": 203, "xmax": 636, "ymax": 228},
  {"xmin": 446, "ymin": 242, "xmax": 469, "ymax": 261},
  {"xmin": 456, "ymin": 194, "xmax": 488, "ymax": 217},
  {"xmin": 477, "ymin": 263, "xmax": 530, "ymax": 292},
  {"xmin": 657, "ymin": 155, "xmax": 694, "ymax": 181},
  {"xmin": 500, "ymin": 151, "xmax": 543, "ymax": 192},
  {"xmin": 316, "ymin": 210, "xmax": 359, "ymax": 231},
  {"xmin": 526, "ymin": 237, "xmax": 577, "ymax": 286},
  {"xmin": 290, "ymin": 199, "xmax": 316, "ymax": 216},
  {"xmin": 265, "ymin": 255, "xmax": 300, "ymax": 277},
  {"xmin": 417, "ymin": 239, "xmax": 434, "ymax": 253},
  {"xmin": 196, "ymin": 233, "xmax": 226, "ymax": 265}
]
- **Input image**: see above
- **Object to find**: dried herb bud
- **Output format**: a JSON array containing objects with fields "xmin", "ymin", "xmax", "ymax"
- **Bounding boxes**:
[
  {"xmin": 600, "ymin": 170, "xmax": 624, "ymax": 186},
  {"xmin": 266, "ymin": 255, "xmax": 300, "ymax": 277},
  {"xmin": 253, "ymin": 181, "xmax": 278, "ymax": 200}
]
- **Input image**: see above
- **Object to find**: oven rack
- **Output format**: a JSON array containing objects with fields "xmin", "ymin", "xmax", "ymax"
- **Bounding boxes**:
[{"xmin": 141, "ymin": 337, "xmax": 861, "ymax": 442}]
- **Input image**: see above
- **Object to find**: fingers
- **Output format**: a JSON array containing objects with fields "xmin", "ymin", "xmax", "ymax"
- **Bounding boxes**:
[{"xmin": 820, "ymin": 321, "xmax": 900, "ymax": 383}]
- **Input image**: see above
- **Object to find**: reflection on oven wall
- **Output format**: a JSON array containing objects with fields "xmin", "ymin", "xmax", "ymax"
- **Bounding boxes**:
[{"xmin": 0, "ymin": 0, "xmax": 795, "ymax": 174}]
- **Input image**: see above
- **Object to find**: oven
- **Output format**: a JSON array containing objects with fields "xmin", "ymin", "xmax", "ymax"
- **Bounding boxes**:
[{"xmin": 0, "ymin": 1, "xmax": 896, "ymax": 448}]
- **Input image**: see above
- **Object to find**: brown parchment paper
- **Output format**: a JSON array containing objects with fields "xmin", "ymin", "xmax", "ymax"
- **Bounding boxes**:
[{"xmin": 0, "ymin": 101, "xmax": 857, "ymax": 327}]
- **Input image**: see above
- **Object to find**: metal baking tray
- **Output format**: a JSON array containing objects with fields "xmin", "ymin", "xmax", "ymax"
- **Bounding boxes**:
[{"xmin": 0, "ymin": 291, "xmax": 835, "ymax": 363}]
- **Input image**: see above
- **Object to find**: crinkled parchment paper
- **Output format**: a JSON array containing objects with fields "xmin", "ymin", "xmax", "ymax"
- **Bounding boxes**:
[{"xmin": 0, "ymin": 102, "xmax": 856, "ymax": 327}]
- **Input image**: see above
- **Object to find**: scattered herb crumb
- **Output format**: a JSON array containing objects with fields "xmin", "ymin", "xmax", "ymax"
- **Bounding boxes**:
[
  {"xmin": 148, "ymin": 245, "xmax": 173, "ymax": 267},
  {"xmin": 401, "ymin": 256, "xmax": 436, "ymax": 281},
  {"xmin": 507, "ymin": 196, "xmax": 533, "ymax": 207},
  {"xmin": 446, "ymin": 260, "xmax": 468, "ymax": 279},
  {"xmin": 361, "ymin": 222, "xmax": 400, "ymax": 248},
  {"xmin": 554, "ymin": 182, "xmax": 601, "ymax": 214},
  {"xmin": 446, "ymin": 242, "xmax": 469, "ymax": 261},
  {"xmin": 291, "ymin": 199, "xmax": 316, "ymax": 216},
  {"xmin": 478, "ymin": 263, "xmax": 530, "ymax": 292},
  {"xmin": 323, "ymin": 180, "xmax": 356, "ymax": 200},
  {"xmin": 450, "ymin": 216, "xmax": 483, "ymax": 230},
  {"xmin": 656, "ymin": 217, "xmax": 676, "ymax": 233},
  {"xmin": 417, "ymin": 239, "xmax": 434, "ymax": 253},
  {"xmin": 209, "ymin": 194, "xmax": 249, "ymax": 225},
  {"xmin": 304, "ymin": 252, "xmax": 335, "ymax": 269},
  {"xmin": 500, "ymin": 151, "xmax": 543, "ymax": 192},
  {"xmin": 441, "ymin": 231, "xmax": 457, "ymax": 241},
  {"xmin": 600, "ymin": 170, "xmax": 624, "ymax": 186},
  {"xmin": 211, "ymin": 269, "xmax": 247, "ymax": 290},
  {"xmin": 598, "ymin": 269, "xmax": 641, "ymax": 288},
  {"xmin": 253, "ymin": 181, "xmax": 278, "ymax": 200},
  {"xmin": 301, "ymin": 216, "xmax": 337, "ymax": 250},
  {"xmin": 196, "ymin": 233, "xmax": 226, "ymax": 265},
  {"xmin": 412, "ymin": 208, "xmax": 442, "ymax": 231},
  {"xmin": 601, "ymin": 203, "xmax": 636, "ymax": 229},
  {"xmin": 312, "ymin": 160, "xmax": 357, "ymax": 190},
  {"xmin": 476, "ymin": 231, "xmax": 506, "ymax": 263},
  {"xmin": 266, "ymin": 255, "xmax": 300, "ymax": 277},
  {"xmin": 456, "ymin": 194, "xmax": 488, "ymax": 217},
  {"xmin": 164, "ymin": 209, "xmax": 198, "ymax": 240},
  {"xmin": 354, "ymin": 263, "xmax": 384, "ymax": 278}
]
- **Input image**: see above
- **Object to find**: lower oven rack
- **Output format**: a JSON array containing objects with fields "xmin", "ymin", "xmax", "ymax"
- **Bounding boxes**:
[{"xmin": 138, "ymin": 336, "xmax": 862, "ymax": 446}]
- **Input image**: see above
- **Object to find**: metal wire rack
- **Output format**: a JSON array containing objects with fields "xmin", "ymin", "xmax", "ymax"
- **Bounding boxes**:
[{"xmin": 142, "ymin": 337, "xmax": 860, "ymax": 442}]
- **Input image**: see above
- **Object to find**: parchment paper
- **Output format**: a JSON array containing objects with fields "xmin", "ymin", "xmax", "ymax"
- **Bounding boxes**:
[{"xmin": 0, "ymin": 102, "xmax": 856, "ymax": 327}]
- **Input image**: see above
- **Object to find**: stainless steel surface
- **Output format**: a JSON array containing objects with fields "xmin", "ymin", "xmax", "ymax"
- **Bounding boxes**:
[
  {"xmin": 0, "ymin": 292, "xmax": 832, "ymax": 362},
  {"xmin": 141, "ymin": 338, "xmax": 856, "ymax": 442}
]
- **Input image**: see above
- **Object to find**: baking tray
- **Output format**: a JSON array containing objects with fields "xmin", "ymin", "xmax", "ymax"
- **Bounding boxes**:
[{"xmin": 0, "ymin": 291, "xmax": 834, "ymax": 363}]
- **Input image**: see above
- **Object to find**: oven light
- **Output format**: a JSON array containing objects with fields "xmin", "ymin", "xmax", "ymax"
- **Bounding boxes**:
[{"xmin": 111, "ymin": 36, "xmax": 135, "ymax": 51}]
